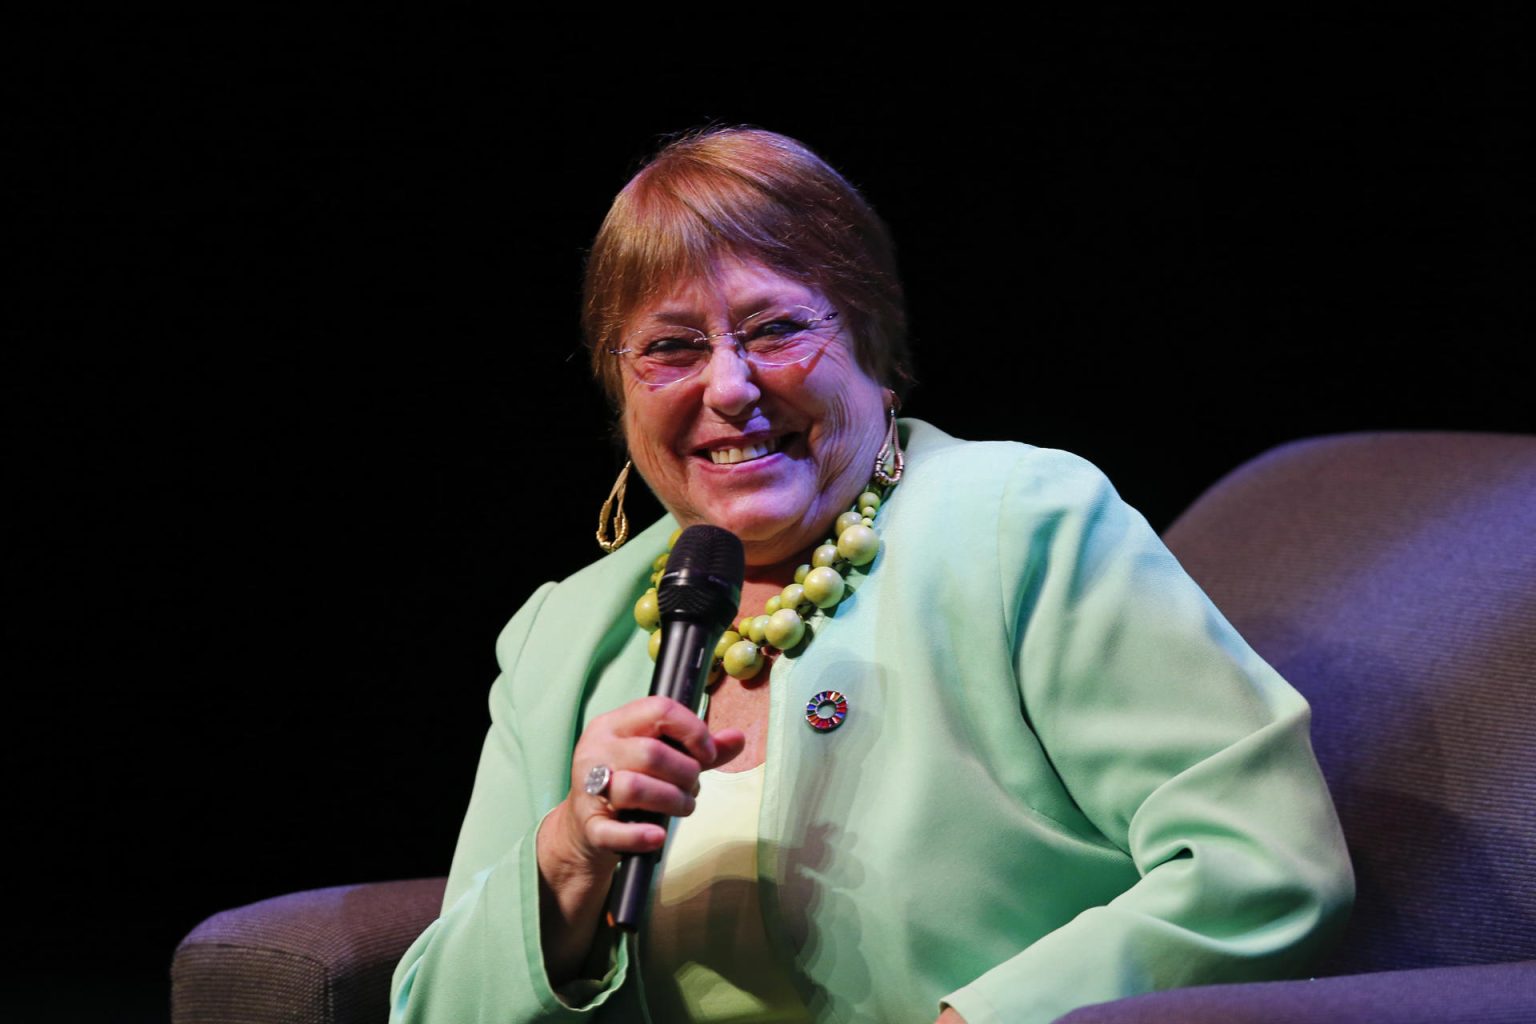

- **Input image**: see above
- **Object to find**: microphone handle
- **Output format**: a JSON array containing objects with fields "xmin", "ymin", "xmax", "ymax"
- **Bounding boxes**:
[{"xmin": 607, "ymin": 618, "xmax": 722, "ymax": 931}]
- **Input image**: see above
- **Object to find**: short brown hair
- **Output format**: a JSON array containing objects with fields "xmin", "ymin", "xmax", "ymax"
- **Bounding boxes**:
[{"xmin": 583, "ymin": 127, "xmax": 910, "ymax": 408}]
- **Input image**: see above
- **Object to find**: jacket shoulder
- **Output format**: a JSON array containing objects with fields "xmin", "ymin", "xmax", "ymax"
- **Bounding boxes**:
[
  {"xmin": 901, "ymin": 418, "xmax": 1119, "ymax": 517},
  {"xmin": 493, "ymin": 514, "xmax": 675, "ymax": 675}
]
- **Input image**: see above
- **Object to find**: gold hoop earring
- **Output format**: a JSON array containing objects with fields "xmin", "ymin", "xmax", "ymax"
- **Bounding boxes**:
[
  {"xmin": 874, "ymin": 400, "xmax": 904, "ymax": 486},
  {"xmin": 596, "ymin": 460, "xmax": 632, "ymax": 553}
]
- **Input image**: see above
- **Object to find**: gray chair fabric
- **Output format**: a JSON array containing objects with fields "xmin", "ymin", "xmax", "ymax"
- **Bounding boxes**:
[
  {"xmin": 171, "ymin": 432, "xmax": 1536, "ymax": 1023},
  {"xmin": 1056, "ymin": 959, "xmax": 1536, "ymax": 1023},
  {"xmin": 172, "ymin": 877, "xmax": 444, "ymax": 1024}
]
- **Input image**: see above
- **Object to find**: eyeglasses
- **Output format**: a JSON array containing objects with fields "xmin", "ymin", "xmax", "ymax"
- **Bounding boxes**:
[{"xmin": 610, "ymin": 306, "xmax": 840, "ymax": 389}]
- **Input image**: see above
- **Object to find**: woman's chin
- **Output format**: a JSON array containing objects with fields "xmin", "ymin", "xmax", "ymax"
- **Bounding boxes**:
[{"xmin": 701, "ymin": 505, "xmax": 818, "ymax": 565}]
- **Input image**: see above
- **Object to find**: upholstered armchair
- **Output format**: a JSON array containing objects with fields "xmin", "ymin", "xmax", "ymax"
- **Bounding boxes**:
[
  {"xmin": 172, "ymin": 432, "xmax": 1536, "ymax": 1024},
  {"xmin": 1059, "ymin": 431, "xmax": 1536, "ymax": 1022}
]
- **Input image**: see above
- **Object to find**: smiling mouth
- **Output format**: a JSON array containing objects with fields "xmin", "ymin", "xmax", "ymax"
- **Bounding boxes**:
[{"xmin": 705, "ymin": 436, "xmax": 784, "ymax": 466}]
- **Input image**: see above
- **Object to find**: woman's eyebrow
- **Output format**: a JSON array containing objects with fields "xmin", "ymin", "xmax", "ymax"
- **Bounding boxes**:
[
  {"xmin": 640, "ymin": 309, "xmax": 699, "ymax": 324},
  {"xmin": 732, "ymin": 291, "xmax": 813, "ymax": 312}
]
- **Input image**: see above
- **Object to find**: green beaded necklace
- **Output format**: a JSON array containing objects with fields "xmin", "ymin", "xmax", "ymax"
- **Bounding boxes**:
[{"xmin": 633, "ymin": 479, "xmax": 894, "ymax": 683}]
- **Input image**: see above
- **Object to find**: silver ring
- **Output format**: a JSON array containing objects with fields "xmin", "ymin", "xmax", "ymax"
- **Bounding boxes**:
[{"xmin": 583, "ymin": 764, "xmax": 613, "ymax": 799}]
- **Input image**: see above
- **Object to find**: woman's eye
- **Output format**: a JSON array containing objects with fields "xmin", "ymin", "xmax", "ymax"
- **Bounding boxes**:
[
  {"xmin": 642, "ymin": 337, "xmax": 706, "ymax": 358},
  {"xmin": 747, "ymin": 318, "xmax": 811, "ymax": 343}
]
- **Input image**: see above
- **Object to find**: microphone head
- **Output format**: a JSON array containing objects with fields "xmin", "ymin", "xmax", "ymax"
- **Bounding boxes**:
[{"xmin": 658, "ymin": 525, "xmax": 744, "ymax": 628}]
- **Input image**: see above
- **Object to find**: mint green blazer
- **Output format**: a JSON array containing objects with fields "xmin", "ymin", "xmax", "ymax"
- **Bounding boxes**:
[{"xmin": 390, "ymin": 420, "xmax": 1353, "ymax": 1024}]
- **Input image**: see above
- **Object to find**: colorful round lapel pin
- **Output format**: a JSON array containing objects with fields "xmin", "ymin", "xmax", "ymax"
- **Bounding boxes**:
[{"xmin": 805, "ymin": 690, "xmax": 848, "ymax": 732}]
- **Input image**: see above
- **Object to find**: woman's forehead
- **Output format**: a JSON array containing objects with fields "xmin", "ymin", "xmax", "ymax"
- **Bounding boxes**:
[{"xmin": 626, "ymin": 256, "xmax": 827, "ymax": 326}]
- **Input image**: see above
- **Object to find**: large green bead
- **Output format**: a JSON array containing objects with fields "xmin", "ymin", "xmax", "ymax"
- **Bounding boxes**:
[
  {"xmin": 723, "ymin": 639, "xmax": 763, "ymax": 679},
  {"xmin": 634, "ymin": 588, "xmax": 660, "ymax": 630},
  {"xmin": 780, "ymin": 582, "xmax": 806, "ymax": 611},
  {"xmin": 838, "ymin": 524, "xmax": 879, "ymax": 566},
  {"xmin": 647, "ymin": 629, "xmax": 661, "ymax": 661},
  {"xmin": 714, "ymin": 629, "xmax": 742, "ymax": 661},
  {"xmin": 802, "ymin": 566, "xmax": 846, "ymax": 608},
  {"xmin": 747, "ymin": 614, "xmax": 770, "ymax": 645},
  {"xmin": 812, "ymin": 543, "xmax": 840, "ymax": 568},
  {"xmin": 794, "ymin": 564, "xmax": 811, "ymax": 584},
  {"xmin": 764, "ymin": 595, "xmax": 783, "ymax": 616},
  {"xmin": 835, "ymin": 510, "xmax": 864, "ymax": 536},
  {"xmin": 652, "ymin": 552, "xmax": 669, "ymax": 572},
  {"xmin": 764, "ymin": 608, "xmax": 806, "ymax": 649},
  {"xmin": 858, "ymin": 491, "xmax": 881, "ymax": 513}
]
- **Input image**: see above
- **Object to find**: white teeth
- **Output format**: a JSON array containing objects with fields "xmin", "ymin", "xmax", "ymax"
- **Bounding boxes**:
[{"xmin": 708, "ymin": 438, "xmax": 779, "ymax": 465}]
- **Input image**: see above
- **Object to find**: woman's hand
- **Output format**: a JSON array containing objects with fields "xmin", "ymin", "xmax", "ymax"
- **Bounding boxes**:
[
  {"xmin": 535, "ymin": 695, "xmax": 745, "ymax": 985},
  {"xmin": 935, "ymin": 1008, "xmax": 968, "ymax": 1023},
  {"xmin": 546, "ymin": 695, "xmax": 746, "ymax": 868}
]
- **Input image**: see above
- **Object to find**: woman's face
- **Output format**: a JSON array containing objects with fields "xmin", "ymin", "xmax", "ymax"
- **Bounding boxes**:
[{"xmin": 619, "ymin": 255, "xmax": 889, "ymax": 568}]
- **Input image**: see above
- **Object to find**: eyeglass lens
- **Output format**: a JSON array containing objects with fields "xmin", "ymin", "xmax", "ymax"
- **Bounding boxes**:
[{"xmin": 622, "ymin": 306, "xmax": 836, "ymax": 386}]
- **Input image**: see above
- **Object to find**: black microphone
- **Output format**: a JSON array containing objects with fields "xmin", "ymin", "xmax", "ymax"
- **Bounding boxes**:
[{"xmin": 607, "ymin": 524, "xmax": 743, "ymax": 932}]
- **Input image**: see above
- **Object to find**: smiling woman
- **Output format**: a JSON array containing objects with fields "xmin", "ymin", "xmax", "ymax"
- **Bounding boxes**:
[{"xmin": 388, "ymin": 127, "xmax": 1354, "ymax": 1024}]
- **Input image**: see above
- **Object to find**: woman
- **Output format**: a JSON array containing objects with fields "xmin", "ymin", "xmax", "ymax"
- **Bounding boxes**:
[{"xmin": 390, "ymin": 128, "xmax": 1353, "ymax": 1024}]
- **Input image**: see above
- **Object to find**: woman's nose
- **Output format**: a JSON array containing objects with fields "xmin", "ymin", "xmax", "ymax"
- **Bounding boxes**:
[{"xmin": 700, "ymin": 342, "xmax": 761, "ymax": 415}]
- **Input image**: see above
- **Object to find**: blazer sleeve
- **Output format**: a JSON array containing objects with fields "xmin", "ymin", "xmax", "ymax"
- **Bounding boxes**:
[
  {"xmin": 942, "ymin": 451, "xmax": 1355, "ymax": 1024},
  {"xmin": 389, "ymin": 581, "xmax": 631, "ymax": 1023}
]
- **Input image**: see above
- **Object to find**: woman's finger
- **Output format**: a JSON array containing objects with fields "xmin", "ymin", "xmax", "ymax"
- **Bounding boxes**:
[
  {"xmin": 584, "ymin": 816, "xmax": 667, "ymax": 855},
  {"xmin": 602, "ymin": 695, "xmax": 719, "ymax": 765},
  {"xmin": 606, "ymin": 768, "xmax": 697, "ymax": 818},
  {"xmin": 593, "ymin": 735, "xmax": 700, "ymax": 790},
  {"xmin": 705, "ymin": 728, "xmax": 747, "ymax": 770}
]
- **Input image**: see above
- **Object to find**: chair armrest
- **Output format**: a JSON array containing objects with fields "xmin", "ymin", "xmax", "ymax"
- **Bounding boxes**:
[
  {"xmin": 1053, "ymin": 960, "xmax": 1536, "ymax": 1023},
  {"xmin": 171, "ymin": 877, "xmax": 447, "ymax": 1024}
]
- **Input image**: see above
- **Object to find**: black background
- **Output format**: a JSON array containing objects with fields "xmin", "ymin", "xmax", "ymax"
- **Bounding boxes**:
[{"xmin": 10, "ymin": 8, "xmax": 1531, "ymax": 1021}]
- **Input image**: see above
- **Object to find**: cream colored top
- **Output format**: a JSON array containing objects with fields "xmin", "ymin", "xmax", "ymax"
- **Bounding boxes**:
[{"xmin": 641, "ymin": 764, "xmax": 811, "ymax": 1023}]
